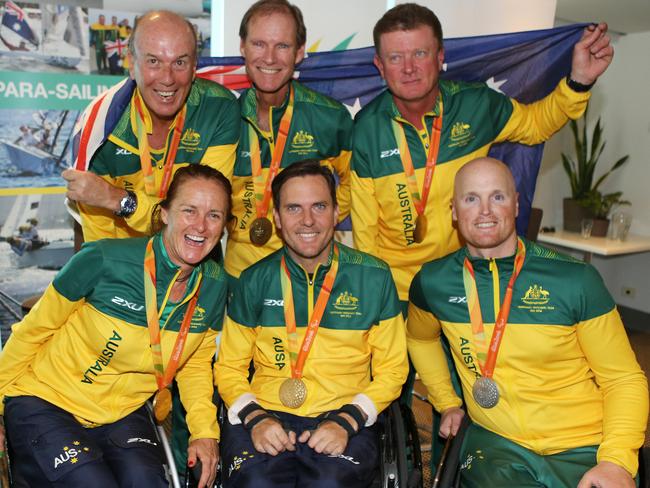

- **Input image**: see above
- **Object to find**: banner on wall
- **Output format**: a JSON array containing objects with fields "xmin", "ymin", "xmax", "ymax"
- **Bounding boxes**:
[{"xmin": 0, "ymin": 71, "xmax": 123, "ymax": 193}]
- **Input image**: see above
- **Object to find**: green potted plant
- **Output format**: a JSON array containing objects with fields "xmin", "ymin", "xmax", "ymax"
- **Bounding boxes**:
[
  {"xmin": 562, "ymin": 106, "xmax": 629, "ymax": 234},
  {"xmin": 577, "ymin": 189, "xmax": 630, "ymax": 236}
]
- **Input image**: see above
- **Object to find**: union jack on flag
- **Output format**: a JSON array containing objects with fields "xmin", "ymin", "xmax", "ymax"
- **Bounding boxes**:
[{"xmin": 104, "ymin": 37, "xmax": 129, "ymax": 58}]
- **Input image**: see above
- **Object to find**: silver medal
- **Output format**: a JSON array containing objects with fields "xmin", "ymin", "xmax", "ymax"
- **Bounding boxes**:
[{"xmin": 472, "ymin": 377, "xmax": 500, "ymax": 408}]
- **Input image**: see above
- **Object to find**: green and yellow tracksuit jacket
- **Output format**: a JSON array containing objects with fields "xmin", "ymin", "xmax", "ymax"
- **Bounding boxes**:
[
  {"xmin": 351, "ymin": 78, "xmax": 590, "ymax": 300},
  {"xmin": 216, "ymin": 242, "xmax": 408, "ymax": 426},
  {"xmin": 80, "ymin": 78, "xmax": 240, "ymax": 242},
  {"xmin": 224, "ymin": 81, "xmax": 353, "ymax": 278},
  {"xmin": 407, "ymin": 239, "xmax": 648, "ymax": 476},
  {"xmin": 0, "ymin": 234, "xmax": 227, "ymax": 441}
]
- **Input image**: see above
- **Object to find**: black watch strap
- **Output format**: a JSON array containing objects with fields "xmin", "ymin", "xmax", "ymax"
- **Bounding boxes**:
[{"xmin": 566, "ymin": 75, "xmax": 595, "ymax": 93}]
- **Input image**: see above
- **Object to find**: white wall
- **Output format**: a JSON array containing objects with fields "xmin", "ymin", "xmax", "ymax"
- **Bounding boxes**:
[
  {"xmin": 533, "ymin": 30, "xmax": 650, "ymax": 312},
  {"xmin": 216, "ymin": 0, "xmax": 557, "ymax": 56}
]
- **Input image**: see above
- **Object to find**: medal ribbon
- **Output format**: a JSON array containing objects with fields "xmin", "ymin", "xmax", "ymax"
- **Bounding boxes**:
[
  {"xmin": 462, "ymin": 238, "xmax": 526, "ymax": 378},
  {"xmin": 133, "ymin": 91, "xmax": 186, "ymax": 198},
  {"xmin": 249, "ymin": 85, "xmax": 295, "ymax": 220},
  {"xmin": 144, "ymin": 238, "xmax": 201, "ymax": 391},
  {"xmin": 391, "ymin": 100, "xmax": 443, "ymax": 216},
  {"xmin": 280, "ymin": 244, "xmax": 339, "ymax": 379}
]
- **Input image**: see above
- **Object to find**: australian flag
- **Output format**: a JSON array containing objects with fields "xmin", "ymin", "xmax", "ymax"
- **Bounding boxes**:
[
  {"xmin": 197, "ymin": 24, "xmax": 586, "ymax": 234},
  {"xmin": 1, "ymin": 1, "xmax": 39, "ymax": 48}
]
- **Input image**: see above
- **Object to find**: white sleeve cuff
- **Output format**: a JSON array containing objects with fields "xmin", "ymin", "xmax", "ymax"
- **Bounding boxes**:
[
  {"xmin": 227, "ymin": 393, "xmax": 257, "ymax": 425},
  {"xmin": 352, "ymin": 393, "xmax": 378, "ymax": 426}
]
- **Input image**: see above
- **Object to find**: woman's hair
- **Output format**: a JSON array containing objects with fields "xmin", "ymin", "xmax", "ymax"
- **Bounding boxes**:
[{"xmin": 150, "ymin": 165, "xmax": 233, "ymax": 234}]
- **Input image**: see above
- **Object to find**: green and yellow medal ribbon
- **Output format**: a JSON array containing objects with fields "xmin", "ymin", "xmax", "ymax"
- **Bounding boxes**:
[
  {"xmin": 462, "ymin": 238, "xmax": 526, "ymax": 377},
  {"xmin": 249, "ymin": 85, "xmax": 295, "ymax": 220},
  {"xmin": 133, "ymin": 91, "xmax": 186, "ymax": 198},
  {"xmin": 143, "ymin": 238, "xmax": 201, "ymax": 390},
  {"xmin": 280, "ymin": 244, "xmax": 339, "ymax": 379},
  {"xmin": 391, "ymin": 100, "xmax": 443, "ymax": 217}
]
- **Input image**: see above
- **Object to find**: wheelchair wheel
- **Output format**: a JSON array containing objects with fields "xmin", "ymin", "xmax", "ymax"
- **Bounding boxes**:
[{"xmin": 378, "ymin": 401, "xmax": 423, "ymax": 488}]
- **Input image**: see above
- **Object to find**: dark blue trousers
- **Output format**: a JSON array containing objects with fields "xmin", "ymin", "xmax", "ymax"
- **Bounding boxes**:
[
  {"xmin": 4, "ymin": 396, "xmax": 167, "ymax": 488},
  {"xmin": 221, "ymin": 410, "xmax": 378, "ymax": 488}
]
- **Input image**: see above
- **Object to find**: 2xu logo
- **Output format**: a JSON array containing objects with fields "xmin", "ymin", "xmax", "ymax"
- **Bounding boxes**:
[
  {"xmin": 380, "ymin": 148, "xmax": 399, "ymax": 159},
  {"xmin": 111, "ymin": 296, "xmax": 144, "ymax": 311},
  {"xmin": 448, "ymin": 296, "xmax": 467, "ymax": 304},
  {"xmin": 263, "ymin": 299, "xmax": 284, "ymax": 307}
]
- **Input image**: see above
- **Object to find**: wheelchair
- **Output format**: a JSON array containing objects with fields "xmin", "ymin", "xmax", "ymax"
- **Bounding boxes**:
[{"xmin": 190, "ymin": 399, "xmax": 422, "ymax": 488}]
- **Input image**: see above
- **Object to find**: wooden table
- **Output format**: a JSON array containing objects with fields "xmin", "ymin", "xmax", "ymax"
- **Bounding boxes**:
[{"xmin": 537, "ymin": 230, "xmax": 650, "ymax": 262}]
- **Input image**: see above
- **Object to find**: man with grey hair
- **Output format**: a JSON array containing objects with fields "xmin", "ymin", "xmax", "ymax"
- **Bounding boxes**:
[{"xmin": 63, "ymin": 10, "xmax": 239, "ymax": 243}]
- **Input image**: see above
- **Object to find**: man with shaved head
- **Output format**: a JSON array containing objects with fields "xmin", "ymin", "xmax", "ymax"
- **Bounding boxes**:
[
  {"xmin": 64, "ymin": 10, "xmax": 239, "ymax": 242},
  {"xmin": 407, "ymin": 157, "xmax": 648, "ymax": 487}
]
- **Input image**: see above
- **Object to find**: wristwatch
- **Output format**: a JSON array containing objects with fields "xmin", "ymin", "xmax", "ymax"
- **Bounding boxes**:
[
  {"xmin": 566, "ymin": 75, "xmax": 595, "ymax": 93},
  {"xmin": 114, "ymin": 190, "xmax": 137, "ymax": 218}
]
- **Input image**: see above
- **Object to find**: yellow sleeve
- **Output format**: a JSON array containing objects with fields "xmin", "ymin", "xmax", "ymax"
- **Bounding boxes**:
[
  {"xmin": 350, "ymin": 169, "xmax": 379, "ymax": 256},
  {"xmin": 359, "ymin": 312, "xmax": 408, "ymax": 414},
  {"xmin": 325, "ymin": 150, "xmax": 352, "ymax": 222},
  {"xmin": 214, "ymin": 316, "xmax": 258, "ymax": 408},
  {"xmin": 407, "ymin": 301, "xmax": 463, "ymax": 413},
  {"xmin": 577, "ymin": 309, "xmax": 649, "ymax": 476},
  {"xmin": 200, "ymin": 142, "xmax": 237, "ymax": 182},
  {"xmin": 176, "ymin": 328, "xmax": 220, "ymax": 441},
  {"xmin": 0, "ymin": 284, "xmax": 82, "ymax": 414},
  {"xmin": 495, "ymin": 78, "xmax": 591, "ymax": 145}
]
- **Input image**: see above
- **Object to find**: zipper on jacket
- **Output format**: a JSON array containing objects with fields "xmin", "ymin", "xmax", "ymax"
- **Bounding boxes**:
[{"xmin": 489, "ymin": 258, "xmax": 500, "ymax": 319}]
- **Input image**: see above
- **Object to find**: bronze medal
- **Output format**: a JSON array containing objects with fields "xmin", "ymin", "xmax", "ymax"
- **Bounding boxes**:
[
  {"xmin": 249, "ymin": 217, "xmax": 273, "ymax": 246},
  {"xmin": 472, "ymin": 377, "xmax": 500, "ymax": 409},
  {"xmin": 413, "ymin": 214, "xmax": 428, "ymax": 243},
  {"xmin": 152, "ymin": 388, "xmax": 173, "ymax": 422},
  {"xmin": 279, "ymin": 378, "xmax": 307, "ymax": 409}
]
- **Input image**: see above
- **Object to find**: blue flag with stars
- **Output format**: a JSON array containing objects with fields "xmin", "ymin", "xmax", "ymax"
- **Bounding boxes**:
[{"xmin": 200, "ymin": 24, "xmax": 585, "ymax": 232}]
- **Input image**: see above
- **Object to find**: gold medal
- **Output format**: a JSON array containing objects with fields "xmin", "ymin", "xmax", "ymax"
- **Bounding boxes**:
[
  {"xmin": 413, "ymin": 214, "xmax": 428, "ymax": 243},
  {"xmin": 279, "ymin": 378, "xmax": 307, "ymax": 408},
  {"xmin": 249, "ymin": 217, "xmax": 273, "ymax": 246},
  {"xmin": 152, "ymin": 388, "xmax": 173, "ymax": 423}
]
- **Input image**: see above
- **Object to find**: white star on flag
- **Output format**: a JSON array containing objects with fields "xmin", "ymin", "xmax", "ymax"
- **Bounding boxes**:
[
  {"xmin": 344, "ymin": 98, "xmax": 362, "ymax": 117},
  {"xmin": 486, "ymin": 77, "xmax": 507, "ymax": 94}
]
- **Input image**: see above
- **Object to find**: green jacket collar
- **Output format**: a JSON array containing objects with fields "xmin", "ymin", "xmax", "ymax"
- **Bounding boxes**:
[
  {"xmin": 383, "ymin": 81, "xmax": 444, "ymax": 121},
  {"xmin": 241, "ymin": 80, "xmax": 298, "ymax": 133},
  {"xmin": 281, "ymin": 240, "xmax": 336, "ymax": 283},
  {"xmin": 153, "ymin": 233, "xmax": 200, "ymax": 291}
]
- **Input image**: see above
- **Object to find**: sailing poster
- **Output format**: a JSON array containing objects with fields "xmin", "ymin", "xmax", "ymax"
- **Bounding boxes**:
[
  {"xmin": 0, "ymin": 70, "xmax": 123, "ymax": 191},
  {"xmin": 0, "ymin": 1, "xmax": 90, "ymax": 74}
]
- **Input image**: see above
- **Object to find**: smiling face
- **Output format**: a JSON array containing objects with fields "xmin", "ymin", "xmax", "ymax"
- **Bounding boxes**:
[
  {"xmin": 452, "ymin": 158, "xmax": 519, "ymax": 259},
  {"xmin": 240, "ymin": 11, "xmax": 305, "ymax": 105},
  {"xmin": 161, "ymin": 177, "xmax": 229, "ymax": 272},
  {"xmin": 128, "ymin": 13, "xmax": 196, "ymax": 128},
  {"xmin": 374, "ymin": 25, "xmax": 444, "ymax": 111},
  {"xmin": 273, "ymin": 174, "xmax": 338, "ymax": 273}
]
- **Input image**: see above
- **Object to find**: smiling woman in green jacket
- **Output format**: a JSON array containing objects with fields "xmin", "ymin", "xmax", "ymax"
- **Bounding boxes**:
[{"xmin": 0, "ymin": 164, "xmax": 231, "ymax": 488}]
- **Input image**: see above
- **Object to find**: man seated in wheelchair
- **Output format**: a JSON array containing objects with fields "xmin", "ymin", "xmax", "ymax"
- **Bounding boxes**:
[
  {"xmin": 407, "ymin": 157, "xmax": 648, "ymax": 487},
  {"xmin": 215, "ymin": 160, "xmax": 408, "ymax": 487}
]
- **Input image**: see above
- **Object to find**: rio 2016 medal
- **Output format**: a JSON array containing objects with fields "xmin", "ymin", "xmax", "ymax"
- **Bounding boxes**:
[
  {"xmin": 152, "ymin": 388, "xmax": 173, "ymax": 422},
  {"xmin": 249, "ymin": 217, "xmax": 273, "ymax": 246},
  {"xmin": 279, "ymin": 378, "xmax": 307, "ymax": 408},
  {"xmin": 472, "ymin": 376, "xmax": 499, "ymax": 409},
  {"xmin": 413, "ymin": 214, "xmax": 428, "ymax": 243}
]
